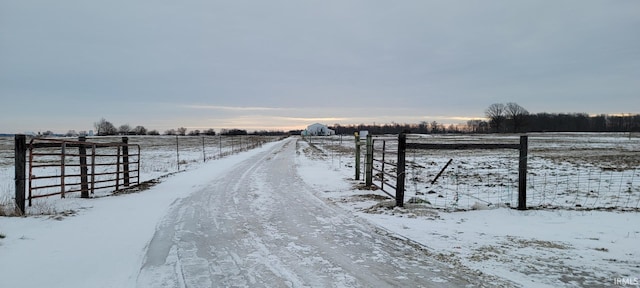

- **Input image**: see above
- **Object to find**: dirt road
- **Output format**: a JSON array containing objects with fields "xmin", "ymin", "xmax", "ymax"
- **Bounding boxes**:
[{"xmin": 136, "ymin": 138, "xmax": 503, "ymax": 287}]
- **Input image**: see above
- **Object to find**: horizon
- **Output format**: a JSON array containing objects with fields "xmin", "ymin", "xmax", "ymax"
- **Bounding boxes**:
[{"xmin": 1, "ymin": 110, "xmax": 638, "ymax": 135}]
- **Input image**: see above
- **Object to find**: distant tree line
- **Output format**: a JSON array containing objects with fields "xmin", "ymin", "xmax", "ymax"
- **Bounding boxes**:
[
  {"xmin": 483, "ymin": 103, "xmax": 640, "ymax": 133},
  {"xmin": 330, "ymin": 121, "xmax": 460, "ymax": 135},
  {"xmin": 91, "ymin": 118, "xmax": 289, "ymax": 137},
  {"xmin": 89, "ymin": 108, "xmax": 640, "ymax": 139},
  {"xmin": 328, "ymin": 103, "xmax": 639, "ymax": 135}
]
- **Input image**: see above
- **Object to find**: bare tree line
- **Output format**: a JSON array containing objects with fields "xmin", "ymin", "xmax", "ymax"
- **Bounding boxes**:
[
  {"xmin": 330, "ymin": 103, "xmax": 639, "ymax": 135},
  {"xmin": 91, "ymin": 118, "xmax": 289, "ymax": 137},
  {"xmin": 93, "ymin": 118, "xmax": 217, "ymax": 136},
  {"xmin": 89, "ymin": 108, "xmax": 640, "ymax": 138},
  {"xmin": 484, "ymin": 103, "xmax": 640, "ymax": 133}
]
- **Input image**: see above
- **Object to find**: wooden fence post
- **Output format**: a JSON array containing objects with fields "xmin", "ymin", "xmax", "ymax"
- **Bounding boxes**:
[
  {"xmin": 14, "ymin": 135, "xmax": 26, "ymax": 215},
  {"xmin": 79, "ymin": 136, "xmax": 89, "ymax": 198},
  {"xmin": 122, "ymin": 137, "xmax": 130, "ymax": 187},
  {"xmin": 176, "ymin": 135, "xmax": 180, "ymax": 171},
  {"xmin": 396, "ymin": 132, "xmax": 407, "ymax": 207},
  {"xmin": 518, "ymin": 135, "xmax": 528, "ymax": 210},
  {"xmin": 202, "ymin": 136, "xmax": 206, "ymax": 162},
  {"xmin": 365, "ymin": 134, "xmax": 373, "ymax": 186},
  {"xmin": 354, "ymin": 132, "xmax": 361, "ymax": 180}
]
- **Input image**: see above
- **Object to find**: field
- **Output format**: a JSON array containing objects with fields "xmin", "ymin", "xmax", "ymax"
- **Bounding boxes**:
[
  {"xmin": 306, "ymin": 132, "xmax": 640, "ymax": 211},
  {"xmin": 0, "ymin": 135, "xmax": 282, "ymax": 215},
  {"xmin": 1, "ymin": 133, "xmax": 639, "ymax": 287},
  {"xmin": 296, "ymin": 133, "xmax": 640, "ymax": 287},
  {"xmin": 2, "ymin": 132, "xmax": 638, "ymax": 214}
]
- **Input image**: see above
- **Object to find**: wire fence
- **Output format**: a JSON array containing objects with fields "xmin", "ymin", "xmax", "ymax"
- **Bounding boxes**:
[
  {"xmin": 1, "ymin": 135, "xmax": 284, "ymax": 215},
  {"xmin": 307, "ymin": 133, "xmax": 640, "ymax": 211}
]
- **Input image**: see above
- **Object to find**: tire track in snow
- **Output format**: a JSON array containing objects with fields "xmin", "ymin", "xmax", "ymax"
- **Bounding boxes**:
[{"xmin": 137, "ymin": 138, "xmax": 503, "ymax": 287}]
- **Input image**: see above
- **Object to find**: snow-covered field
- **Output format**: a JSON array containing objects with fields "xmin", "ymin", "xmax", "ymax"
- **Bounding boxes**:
[
  {"xmin": 0, "ymin": 135, "xmax": 280, "ymax": 214},
  {"xmin": 308, "ymin": 132, "xmax": 640, "ymax": 211},
  {"xmin": 0, "ymin": 134, "xmax": 639, "ymax": 287},
  {"xmin": 301, "ymin": 133, "xmax": 640, "ymax": 287}
]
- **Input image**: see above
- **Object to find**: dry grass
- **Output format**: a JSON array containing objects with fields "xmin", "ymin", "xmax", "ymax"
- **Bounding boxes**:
[{"xmin": 0, "ymin": 192, "xmax": 17, "ymax": 216}]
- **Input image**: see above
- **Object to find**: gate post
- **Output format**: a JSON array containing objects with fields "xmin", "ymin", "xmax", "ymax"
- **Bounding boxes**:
[
  {"xmin": 79, "ymin": 136, "xmax": 89, "ymax": 198},
  {"xmin": 517, "ymin": 135, "xmax": 528, "ymax": 210},
  {"xmin": 14, "ymin": 134, "xmax": 26, "ymax": 215},
  {"xmin": 365, "ymin": 134, "xmax": 373, "ymax": 186},
  {"xmin": 396, "ymin": 132, "xmax": 407, "ymax": 207},
  {"xmin": 354, "ymin": 132, "xmax": 360, "ymax": 180}
]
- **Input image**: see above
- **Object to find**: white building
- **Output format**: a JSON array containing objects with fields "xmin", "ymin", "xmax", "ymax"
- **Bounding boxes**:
[{"xmin": 302, "ymin": 123, "xmax": 335, "ymax": 136}]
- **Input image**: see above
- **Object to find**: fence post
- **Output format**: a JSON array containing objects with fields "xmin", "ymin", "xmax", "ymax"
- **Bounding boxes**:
[
  {"xmin": 517, "ymin": 135, "xmax": 528, "ymax": 210},
  {"xmin": 354, "ymin": 132, "xmax": 361, "ymax": 180},
  {"xmin": 365, "ymin": 134, "xmax": 373, "ymax": 186},
  {"xmin": 396, "ymin": 132, "xmax": 407, "ymax": 207},
  {"xmin": 79, "ymin": 136, "xmax": 89, "ymax": 198},
  {"xmin": 14, "ymin": 134, "xmax": 26, "ymax": 215},
  {"xmin": 176, "ymin": 135, "xmax": 180, "ymax": 171},
  {"xmin": 122, "ymin": 137, "xmax": 130, "ymax": 187}
]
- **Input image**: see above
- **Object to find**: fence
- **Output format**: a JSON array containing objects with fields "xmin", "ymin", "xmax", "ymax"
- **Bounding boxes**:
[
  {"xmin": 115, "ymin": 135, "xmax": 280, "ymax": 178},
  {"xmin": 297, "ymin": 133, "xmax": 640, "ymax": 211},
  {"xmin": 370, "ymin": 133, "xmax": 640, "ymax": 211},
  {"xmin": 369, "ymin": 133, "xmax": 528, "ymax": 209},
  {"xmin": 14, "ymin": 135, "xmax": 140, "ymax": 214},
  {"xmin": 175, "ymin": 135, "xmax": 271, "ymax": 167}
]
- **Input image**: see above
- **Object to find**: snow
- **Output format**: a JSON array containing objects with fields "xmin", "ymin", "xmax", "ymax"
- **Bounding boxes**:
[
  {"xmin": 0, "ymin": 142, "xmax": 277, "ymax": 288},
  {"xmin": 296, "ymin": 135, "xmax": 640, "ymax": 287},
  {"xmin": 1, "ymin": 134, "xmax": 639, "ymax": 287},
  {"xmin": 358, "ymin": 209, "xmax": 640, "ymax": 287}
]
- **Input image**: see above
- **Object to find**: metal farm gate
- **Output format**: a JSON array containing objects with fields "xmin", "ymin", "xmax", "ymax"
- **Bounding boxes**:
[
  {"xmin": 367, "ymin": 133, "xmax": 529, "ymax": 209},
  {"xmin": 14, "ymin": 135, "xmax": 140, "ymax": 214}
]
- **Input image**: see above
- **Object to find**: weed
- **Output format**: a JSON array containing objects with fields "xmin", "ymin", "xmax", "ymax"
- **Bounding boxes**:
[{"xmin": 0, "ymin": 192, "xmax": 14, "ymax": 216}]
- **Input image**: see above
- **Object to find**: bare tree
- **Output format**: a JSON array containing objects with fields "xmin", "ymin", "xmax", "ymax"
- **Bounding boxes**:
[
  {"xmin": 176, "ymin": 127, "xmax": 187, "ymax": 136},
  {"xmin": 485, "ymin": 103, "xmax": 506, "ymax": 133},
  {"xmin": 466, "ymin": 119, "xmax": 489, "ymax": 133},
  {"xmin": 202, "ymin": 128, "xmax": 216, "ymax": 136},
  {"xmin": 132, "ymin": 125, "xmax": 147, "ymax": 135},
  {"xmin": 118, "ymin": 124, "xmax": 131, "ymax": 135},
  {"xmin": 505, "ymin": 102, "xmax": 529, "ymax": 132},
  {"xmin": 94, "ymin": 118, "xmax": 117, "ymax": 136}
]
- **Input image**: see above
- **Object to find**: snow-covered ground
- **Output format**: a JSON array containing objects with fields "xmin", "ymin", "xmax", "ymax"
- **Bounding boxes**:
[
  {"xmin": 0, "ymin": 142, "xmax": 279, "ymax": 287},
  {"xmin": 298, "ymin": 134, "xmax": 640, "ymax": 287},
  {"xmin": 306, "ymin": 133, "xmax": 640, "ymax": 211},
  {"xmin": 0, "ymin": 134, "xmax": 639, "ymax": 287}
]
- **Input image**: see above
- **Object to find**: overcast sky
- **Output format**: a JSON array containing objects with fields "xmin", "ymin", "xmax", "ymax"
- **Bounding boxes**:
[{"xmin": 1, "ymin": 1, "xmax": 639, "ymax": 134}]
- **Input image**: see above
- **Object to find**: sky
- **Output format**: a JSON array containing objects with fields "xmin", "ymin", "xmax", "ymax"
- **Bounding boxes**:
[{"xmin": 1, "ymin": 0, "xmax": 639, "ymax": 134}]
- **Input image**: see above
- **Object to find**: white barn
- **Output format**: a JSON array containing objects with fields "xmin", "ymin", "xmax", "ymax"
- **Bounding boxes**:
[{"xmin": 302, "ymin": 123, "xmax": 335, "ymax": 136}]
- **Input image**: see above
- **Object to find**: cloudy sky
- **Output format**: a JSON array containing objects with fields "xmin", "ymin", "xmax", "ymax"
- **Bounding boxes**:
[{"xmin": 1, "ymin": 1, "xmax": 639, "ymax": 134}]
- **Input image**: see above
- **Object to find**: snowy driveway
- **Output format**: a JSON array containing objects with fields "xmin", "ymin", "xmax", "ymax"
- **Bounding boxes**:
[{"xmin": 137, "ymin": 139, "xmax": 489, "ymax": 287}]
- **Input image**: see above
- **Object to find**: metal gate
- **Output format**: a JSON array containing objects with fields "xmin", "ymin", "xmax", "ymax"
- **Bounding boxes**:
[{"xmin": 26, "ymin": 137, "xmax": 140, "ymax": 206}]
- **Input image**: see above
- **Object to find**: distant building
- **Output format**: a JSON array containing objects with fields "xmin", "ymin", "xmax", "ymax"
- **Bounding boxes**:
[{"xmin": 302, "ymin": 123, "xmax": 335, "ymax": 136}]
